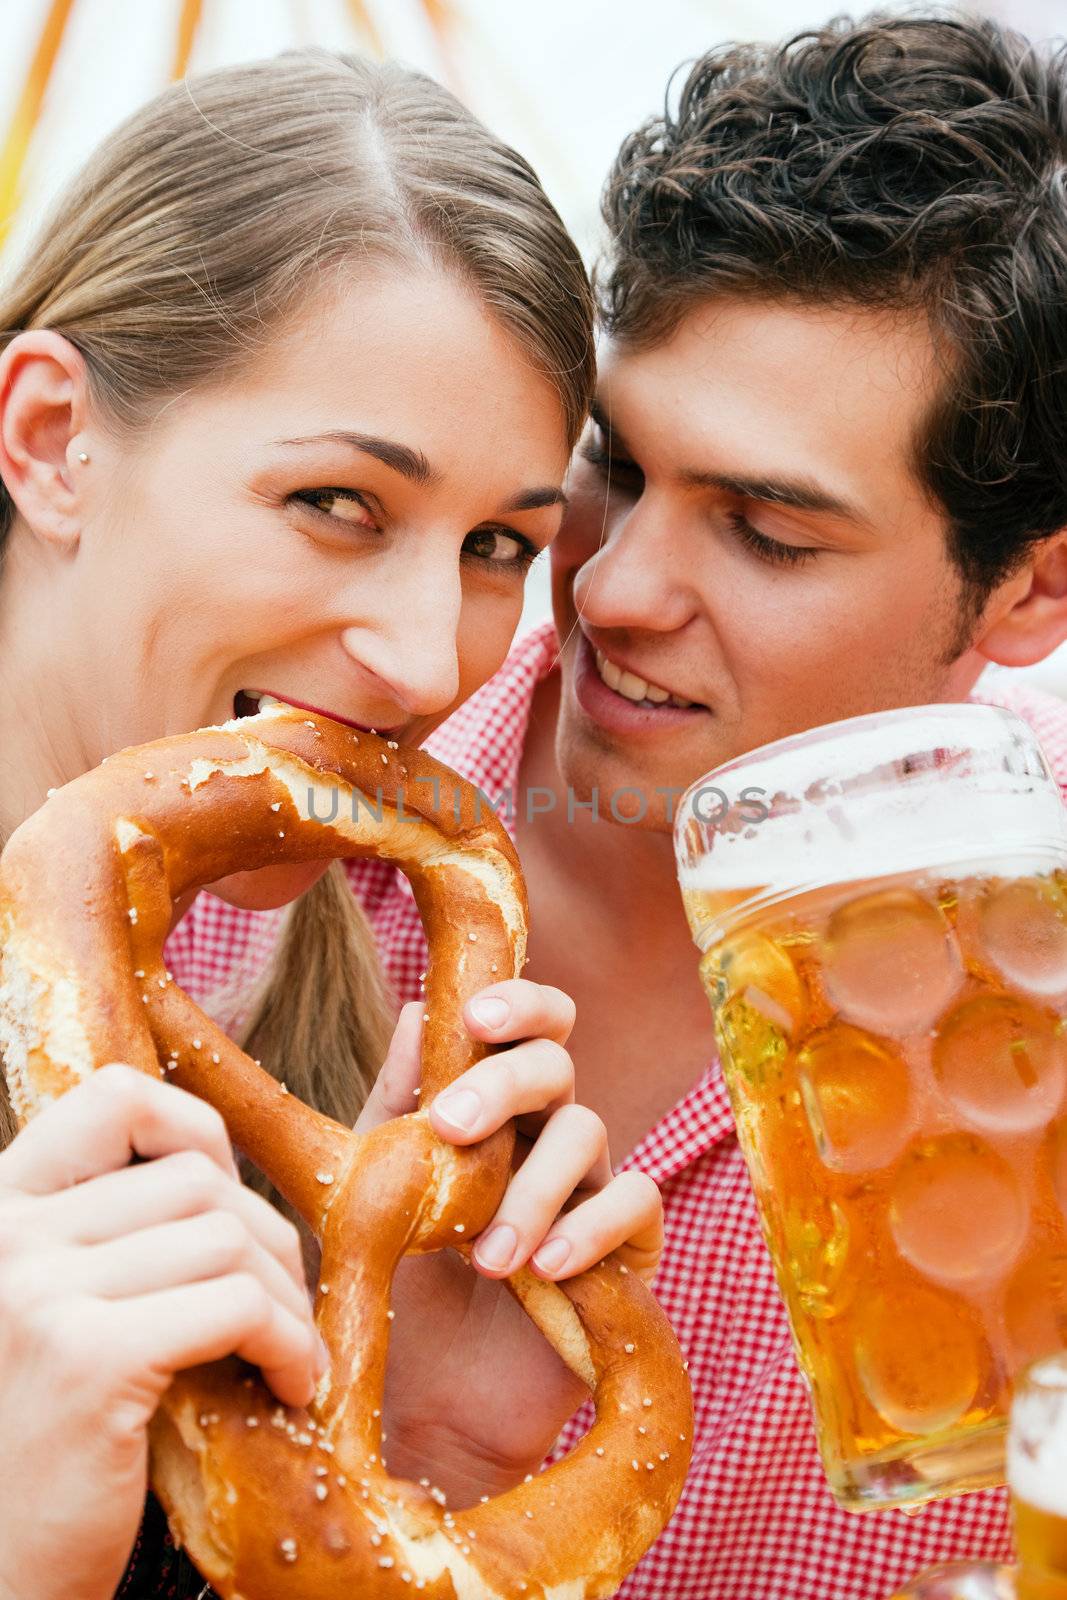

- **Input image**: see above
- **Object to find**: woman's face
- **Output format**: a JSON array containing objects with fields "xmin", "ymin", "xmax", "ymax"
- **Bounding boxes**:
[{"xmin": 11, "ymin": 263, "xmax": 570, "ymax": 904}]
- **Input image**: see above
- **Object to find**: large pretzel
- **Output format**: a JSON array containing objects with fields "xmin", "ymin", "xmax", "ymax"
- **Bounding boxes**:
[{"xmin": 0, "ymin": 702, "xmax": 693, "ymax": 1599}]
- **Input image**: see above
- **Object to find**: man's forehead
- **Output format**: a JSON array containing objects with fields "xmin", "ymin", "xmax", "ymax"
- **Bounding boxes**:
[
  {"xmin": 599, "ymin": 294, "xmax": 939, "ymax": 400},
  {"xmin": 593, "ymin": 296, "xmax": 944, "ymax": 524}
]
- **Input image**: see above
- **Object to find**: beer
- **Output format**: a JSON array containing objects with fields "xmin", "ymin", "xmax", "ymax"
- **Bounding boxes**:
[
  {"xmin": 890, "ymin": 1352, "xmax": 1067, "ymax": 1598},
  {"xmin": 1008, "ymin": 1353, "xmax": 1067, "ymax": 1600},
  {"xmin": 675, "ymin": 705, "xmax": 1067, "ymax": 1510}
]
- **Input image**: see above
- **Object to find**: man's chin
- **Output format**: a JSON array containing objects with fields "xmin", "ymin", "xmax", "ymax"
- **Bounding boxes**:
[
  {"xmin": 555, "ymin": 703, "xmax": 727, "ymax": 836},
  {"xmin": 207, "ymin": 860, "xmax": 332, "ymax": 911}
]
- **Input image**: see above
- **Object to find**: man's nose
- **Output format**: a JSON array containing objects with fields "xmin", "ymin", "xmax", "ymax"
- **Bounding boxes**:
[{"xmin": 572, "ymin": 495, "xmax": 692, "ymax": 631}]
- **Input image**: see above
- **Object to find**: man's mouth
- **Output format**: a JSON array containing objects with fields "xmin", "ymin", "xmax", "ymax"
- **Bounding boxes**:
[
  {"xmin": 592, "ymin": 647, "xmax": 698, "ymax": 710},
  {"xmin": 232, "ymin": 690, "xmax": 405, "ymax": 737},
  {"xmin": 570, "ymin": 633, "xmax": 708, "ymax": 734}
]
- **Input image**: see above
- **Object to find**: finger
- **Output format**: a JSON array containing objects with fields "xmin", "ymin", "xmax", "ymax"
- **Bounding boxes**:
[
  {"xmin": 37, "ymin": 1151, "xmax": 307, "ymax": 1293},
  {"xmin": 462, "ymin": 980, "xmax": 576, "ymax": 1048},
  {"xmin": 119, "ymin": 1273, "xmax": 325, "ymax": 1408},
  {"xmin": 470, "ymin": 1103, "xmax": 609, "ymax": 1277},
  {"xmin": 429, "ymin": 1037, "xmax": 574, "ymax": 1145},
  {"xmin": 79, "ymin": 1211, "xmax": 314, "ymax": 1325},
  {"xmin": 529, "ymin": 1171, "xmax": 664, "ymax": 1284},
  {"xmin": 0, "ymin": 1064, "xmax": 238, "ymax": 1196},
  {"xmin": 352, "ymin": 1003, "xmax": 424, "ymax": 1134}
]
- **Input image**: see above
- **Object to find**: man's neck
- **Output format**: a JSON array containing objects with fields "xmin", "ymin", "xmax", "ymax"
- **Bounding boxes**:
[
  {"xmin": 513, "ymin": 673, "xmax": 715, "ymax": 1156},
  {"xmin": 516, "ymin": 672, "xmax": 688, "ymax": 927}
]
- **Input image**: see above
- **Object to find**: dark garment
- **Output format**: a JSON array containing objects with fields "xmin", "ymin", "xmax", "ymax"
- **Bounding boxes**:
[{"xmin": 114, "ymin": 1496, "xmax": 216, "ymax": 1600}]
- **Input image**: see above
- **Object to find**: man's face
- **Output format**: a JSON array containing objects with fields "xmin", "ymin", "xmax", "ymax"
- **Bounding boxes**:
[{"xmin": 550, "ymin": 295, "xmax": 993, "ymax": 833}]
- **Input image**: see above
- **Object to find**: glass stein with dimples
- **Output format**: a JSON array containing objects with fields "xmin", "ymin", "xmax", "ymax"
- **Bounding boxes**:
[
  {"xmin": 890, "ymin": 1352, "xmax": 1067, "ymax": 1598},
  {"xmin": 674, "ymin": 704, "xmax": 1067, "ymax": 1512}
]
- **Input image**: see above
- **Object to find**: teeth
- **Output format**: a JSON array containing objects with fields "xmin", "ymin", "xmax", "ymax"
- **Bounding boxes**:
[
  {"xmin": 618, "ymin": 668, "xmax": 651, "ymax": 702},
  {"xmin": 594, "ymin": 649, "xmax": 694, "ymax": 709},
  {"xmin": 598, "ymin": 653, "xmax": 622, "ymax": 693},
  {"xmin": 242, "ymin": 693, "xmax": 285, "ymax": 714}
]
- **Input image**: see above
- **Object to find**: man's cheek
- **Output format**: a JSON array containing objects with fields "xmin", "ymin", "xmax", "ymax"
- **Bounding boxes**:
[{"xmin": 554, "ymin": 469, "xmax": 615, "ymax": 564}]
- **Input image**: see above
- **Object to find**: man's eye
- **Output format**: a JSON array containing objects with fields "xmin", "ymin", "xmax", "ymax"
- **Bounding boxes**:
[
  {"xmin": 463, "ymin": 527, "xmax": 539, "ymax": 569},
  {"xmin": 575, "ymin": 432, "xmax": 643, "ymax": 486},
  {"xmin": 293, "ymin": 488, "xmax": 378, "ymax": 529},
  {"xmin": 579, "ymin": 440, "xmax": 644, "ymax": 487},
  {"xmin": 728, "ymin": 512, "xmax": 818, "ymax": 567}
]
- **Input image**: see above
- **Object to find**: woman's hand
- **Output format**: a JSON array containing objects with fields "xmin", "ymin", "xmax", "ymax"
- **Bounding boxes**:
[
  {"xmin": 0, "ymin": 1065, "xmax": 323, "ymax": 1600},
  {"xmin": 353, "ymin": 982, "xmax": 664, "ymax": 1509}
]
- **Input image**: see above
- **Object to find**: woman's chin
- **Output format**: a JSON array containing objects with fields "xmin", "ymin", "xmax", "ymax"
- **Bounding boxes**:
[{"xmin": 207, "ymin": 860, "xmax": 331, "ymax": 911}]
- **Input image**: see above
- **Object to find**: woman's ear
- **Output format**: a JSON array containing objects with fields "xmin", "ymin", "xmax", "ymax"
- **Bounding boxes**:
[
  {"xmin": 972, "ymin": 533, "xmax": 1067, "ymax": 669},
  {"xmin": 0, "ymin": 330, "xmax": 94, "ymax": 551}
]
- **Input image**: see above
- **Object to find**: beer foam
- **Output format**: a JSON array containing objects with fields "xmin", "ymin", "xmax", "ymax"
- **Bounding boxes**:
[
  {"xmin": 676, "ymin": 704, "xmax": 1067, "ymax": 900},
  {"xmin": 1007, "ymin": 1356, "xmax": 1067, "ymax": 1517}
]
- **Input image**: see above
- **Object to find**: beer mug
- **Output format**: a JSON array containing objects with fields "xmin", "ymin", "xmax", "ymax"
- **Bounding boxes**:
[
  {"xmin": 890, "ymin": 1351, "xmax": 1067, "ymax": 1598},
  {"xmin": 674, "ymin": 704, "xmax": 1067, "ymax": 1511}
]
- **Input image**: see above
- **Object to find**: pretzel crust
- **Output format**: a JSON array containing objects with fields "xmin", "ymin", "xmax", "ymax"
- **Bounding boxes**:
[{"xmin": 0, "ymin": 704, "xmax": 693, "ymax": 1598}]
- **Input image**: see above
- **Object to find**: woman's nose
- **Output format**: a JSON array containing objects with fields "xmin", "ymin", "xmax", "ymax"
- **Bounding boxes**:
[{"xmin": 339, "ymin": 568, "xmax": 462, "ymax": 719}]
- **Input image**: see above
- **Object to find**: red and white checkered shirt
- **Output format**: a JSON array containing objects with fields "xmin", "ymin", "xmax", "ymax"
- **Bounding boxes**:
[{"xmin": 164, "ymin": 623, "xmax": 1067, "ymax": 1600}]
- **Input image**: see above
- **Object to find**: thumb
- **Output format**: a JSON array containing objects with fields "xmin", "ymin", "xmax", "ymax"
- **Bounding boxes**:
[{"xmin": 352, "ymin": 1001, "xmax": 425, "ymax": 1133}]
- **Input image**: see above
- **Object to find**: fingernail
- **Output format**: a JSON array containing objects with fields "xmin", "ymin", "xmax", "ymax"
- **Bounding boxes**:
[
  {"xmin": 315, "ymin": 1334, "xmax": 330, "ymax": 1378},
  {"xmin": 433, "ymin": 1087, "xmax": 482, "ymax": 1133},
  {"xmin": 533, "ymin": 1236, "xmax": 572, "ymax": 1275},
  {"xmin": 474, "ymin": 1223, "xmax": 517, "ymax": 1272},
  {"xmin": 470, "ymin": 996, "xmax": 509, "ymax": 1029}
]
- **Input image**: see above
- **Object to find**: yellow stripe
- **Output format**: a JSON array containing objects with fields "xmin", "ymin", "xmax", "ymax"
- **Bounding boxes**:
[
  {"xmin": 343, "ymin": 0, "xmax": 383, "ymax": 58},
  {"xmin": 420, "ymin": 0, "xmax": 455, "ymax": 34},
  {"xmin": 0, "ymin": 0, "xmax": 77, "ymax": 246},
  {"xmin": 171, "ymin": 0, "xmax": 204, "ymax": 81}
]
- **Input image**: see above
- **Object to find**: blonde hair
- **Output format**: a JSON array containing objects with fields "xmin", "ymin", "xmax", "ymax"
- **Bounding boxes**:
[{"xmin": 0, "ymin": 51, "xmax": 594, "ymax": 1159}]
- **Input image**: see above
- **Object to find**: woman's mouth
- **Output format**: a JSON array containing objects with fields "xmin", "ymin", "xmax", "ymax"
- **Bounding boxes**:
[
  {"xmin": 572, "ymin": 634, "xmax": 708, "ymax": 734},
  {"xmin": 232, "ymin": 690, "xmax": 405, "ymax": 737}
]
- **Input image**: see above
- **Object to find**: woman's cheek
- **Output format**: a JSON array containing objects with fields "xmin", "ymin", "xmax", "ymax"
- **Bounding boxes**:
[
  {"xmin": 207, "ymin": 860, "xmax": 332, "ymax": 911},
  {"xmin": 456, "ymin": 600, "xmax": 526, "ymax": 700}
]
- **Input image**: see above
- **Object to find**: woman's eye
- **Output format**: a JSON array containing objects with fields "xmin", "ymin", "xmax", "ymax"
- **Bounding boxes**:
[
  {"xmin": 463, "ymin": 526, "xmax": 539, "ymax": 569},
  {"xmin": 293, "ymin": 488, "xmax": 378, "ymax": 529},
  {"xmin": 728, "ymin": 512, "xmax": 818, "ymax": 568}
]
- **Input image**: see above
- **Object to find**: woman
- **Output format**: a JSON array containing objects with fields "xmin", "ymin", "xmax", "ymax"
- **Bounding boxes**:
[{"xmin": 0, "ymin": 51, "xmax": 662, "ymax": 1600}]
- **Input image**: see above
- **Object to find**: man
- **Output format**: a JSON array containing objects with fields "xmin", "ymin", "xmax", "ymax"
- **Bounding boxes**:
[{"xmin": 172, "ymin": 13, "xmax": 1067, "ymax": 1597}]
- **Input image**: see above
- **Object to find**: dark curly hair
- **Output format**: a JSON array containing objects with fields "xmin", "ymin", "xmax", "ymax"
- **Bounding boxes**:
[{"xmin": 598, "ymin": 12, "xmax": 1067, "ymax": 604}]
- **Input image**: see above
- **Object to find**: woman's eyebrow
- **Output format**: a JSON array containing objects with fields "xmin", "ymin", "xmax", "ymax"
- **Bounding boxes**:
[
  {"xmin": 275, "ymin": 431, "xmax": 565, "ymax": 513},
  {"xmin": 501, "ymin": 486, "xmax": 568, "ymax": 512},
  {"xmin": 274, "ymin": 431, "xmax": 440, "ymax": 485}
]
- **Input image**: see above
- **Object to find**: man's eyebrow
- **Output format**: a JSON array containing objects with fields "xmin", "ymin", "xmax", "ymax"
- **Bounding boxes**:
[
  {"xmin": 588, "ymin": 398, "xmax": 642, "ymax": 463},
  {"xmin": 680, "ymin": 466, "xmax": 868, "ymax": 523},
  {"xmin": 591, "ymin": 399, "xmax": 866, "ymax": 522},
  {"xmin": 274, "ymin": 431, "xmax": 441, "ymax": 486},
  {"xmin": 589, "ymin": 397, "xmax": 619, "ymax": 441}
]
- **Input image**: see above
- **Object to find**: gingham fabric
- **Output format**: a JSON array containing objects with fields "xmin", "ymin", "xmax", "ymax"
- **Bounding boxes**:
[{"xmin": 160, "ymin": 623, "xmax": 1067, "ymax": 1600}]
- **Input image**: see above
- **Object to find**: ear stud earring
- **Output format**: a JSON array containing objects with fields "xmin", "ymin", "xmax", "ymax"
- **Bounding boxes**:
[{"xmin": 77, "ymin": 451, "xmax": 89, "ymax": 463}]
